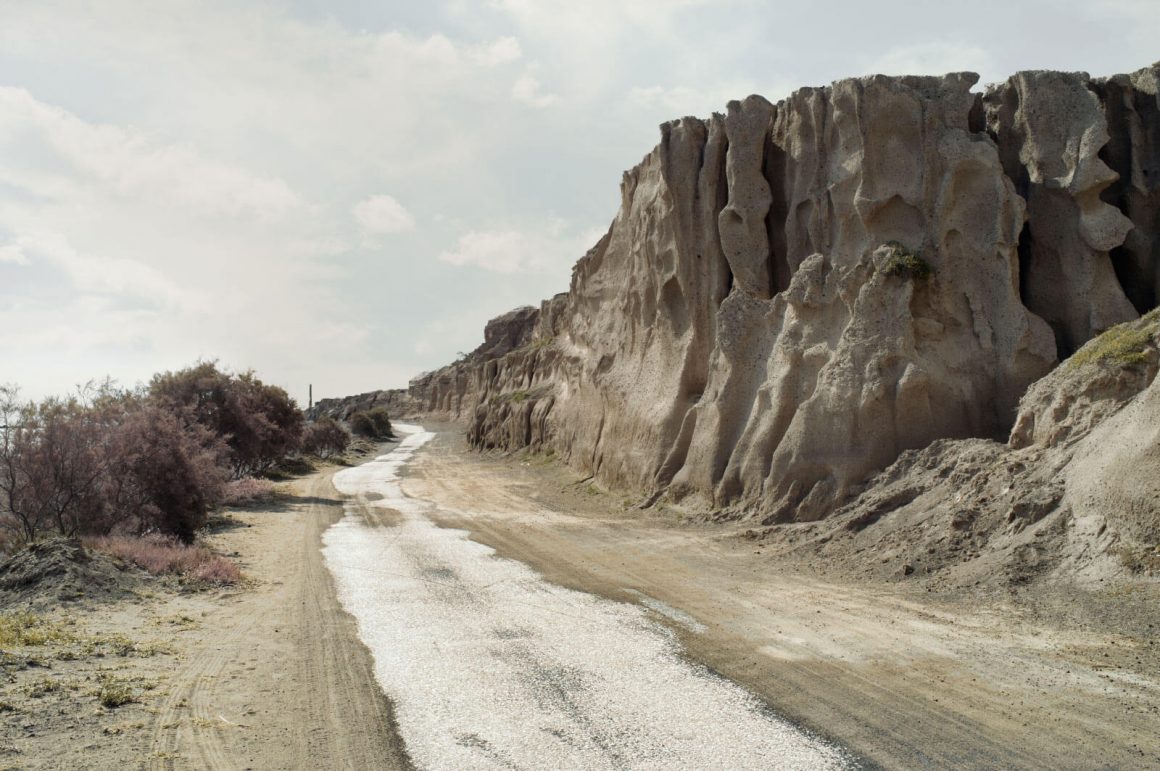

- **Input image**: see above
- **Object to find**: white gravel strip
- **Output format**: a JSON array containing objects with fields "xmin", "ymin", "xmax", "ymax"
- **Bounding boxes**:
[{"xmin": 325, "ymin": 424, "xmax": 853, "ymax": 770}]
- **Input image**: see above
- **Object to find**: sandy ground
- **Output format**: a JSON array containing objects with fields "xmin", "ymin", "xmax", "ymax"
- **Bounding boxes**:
[
  {"xmin": 405, "ymin": 430, "xmax": 1160, "ymax": 770},
  {"xmin": 3, "ymin": 428, "xmax": 1158, "ymax": 769},
  {"xmin": 0, "ymin": 465, "xmax": 412, "ymax": 771}
]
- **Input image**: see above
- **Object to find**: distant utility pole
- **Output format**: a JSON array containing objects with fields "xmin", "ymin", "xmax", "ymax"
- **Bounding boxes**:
[{"xmin": 308, "ymin": 384, "xmax": 313, "ymax": 411}]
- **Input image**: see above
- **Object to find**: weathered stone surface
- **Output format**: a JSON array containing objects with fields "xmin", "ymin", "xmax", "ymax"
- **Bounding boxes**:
[
  {"xmin": 1096, "ymin": 64, "xmax": 1160, "ymax": 315},
  {"xmin": 376, "ymin": 63, "xmax": 1159, "ymax": 527},
  {"xmin": 984, "ymin": 70, "xmax": 1139, "ymax": 357},
  {"xmin": 817, "ymin": 311, "xmax": 1160, "ymax": 586}
]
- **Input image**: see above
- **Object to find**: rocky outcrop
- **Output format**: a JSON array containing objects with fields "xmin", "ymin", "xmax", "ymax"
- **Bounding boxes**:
[
  {"xmin": 381, "ymin": 63, "xmax": 1160, "ymax": 531},
  {"xmin": 1095, "ymin": 67, "xmax": 1160, "ymax": 316},
  {"xmin": 984, "ymin": 71, "xmax": 1140, "ymax": 356},
  {"xmin": 806, "ymin": 310, "xmax": 1160, "ymax": 586},
  {"xmin": 309, "ymin": 306, "xmax": 542, "ymax": 424}
]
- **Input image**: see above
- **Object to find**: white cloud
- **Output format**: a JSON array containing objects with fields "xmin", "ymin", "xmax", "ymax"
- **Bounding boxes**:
[
  {"xmin": 354, "ymin": 195, "xmax": 416, "ymax": 235},
  {"xmin": 627, "ymin": 82, "xmax": 770, "ymax": 116},
  {"xmin": 8, "ymin": 230, "xmax": 198, "ymax": 310},
  {"xmin": 489, "ymin": 0, "xmax": 716, "ymax": 38},
  {"xmin": 469, "ymin": 36, "xmax": 522, "ymax": 66},
  {"xmin": 511, "ymin": 70, "xmax": 558, "ymax": 108},
  {"xmin": 0, "ymin": 243, "xmax": 29, "ymax": 264},
  {"xmin": 0, "ymin": 87, "xmax": 302, "ymax": 220},
  {"xmin": 439, "ymin": 219, "xmax": 603, "ymax": 273},
  {"xmin": 863, "ymin": 42, "xmax": 999, "ymax": 85}
]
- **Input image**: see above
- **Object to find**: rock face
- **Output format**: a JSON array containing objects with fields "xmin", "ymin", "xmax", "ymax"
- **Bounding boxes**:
[
  {"xmin": 391, "ymin": 63, "xmax": 1160, "ymax": 529},
  {"xmin": 309, "ymin": 306, "xmax": 542, "ymax": 424},
  {"xmin": 984, "ymin": 71, "xmax": 1140, "ymax": 356},
  {"xmin": 812, "ymin": 310, "xmax": 1160, "ymax": 586}
]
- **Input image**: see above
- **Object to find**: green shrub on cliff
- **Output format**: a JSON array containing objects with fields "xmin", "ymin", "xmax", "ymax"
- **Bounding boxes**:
[{"xmin": 881, "ymin": 242, "xmax": 933, "ymax": 281}]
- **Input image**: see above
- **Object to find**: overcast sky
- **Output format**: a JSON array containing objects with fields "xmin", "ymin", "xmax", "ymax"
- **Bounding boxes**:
[{"xmin": 1, "ymin": 0, "xmax": 1156, "ymax": 403}]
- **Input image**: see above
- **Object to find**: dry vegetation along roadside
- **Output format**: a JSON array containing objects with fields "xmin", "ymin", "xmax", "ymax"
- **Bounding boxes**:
[{"xmin": 0, "ymin": 441, "xmax": 409, "ymax": 771}]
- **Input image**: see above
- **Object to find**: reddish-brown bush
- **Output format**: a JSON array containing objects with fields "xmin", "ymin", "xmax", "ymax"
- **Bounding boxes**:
[
  {"xmin": 148, "ymin": 362, "xmax": 304, "ymax": 478},
  {"xmin": 222, "ymin": 477, "xmax": 278, "ymax": 507},
  {"xmin": 1, "ymin": 388, "xmax": 110, "ymax": 542},
  {"xmin": 2, "ymin": 381, "xmax": 229, "ymax": 547},
  {"xmin": 102, "ymin": 403, "xmax": 229, "ymax": 542}
]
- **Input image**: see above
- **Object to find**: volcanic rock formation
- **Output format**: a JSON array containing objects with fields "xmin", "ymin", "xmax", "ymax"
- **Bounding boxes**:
[{"xmin": 380, "ymin": 64, "xmax": 1160, "ymax": 533}]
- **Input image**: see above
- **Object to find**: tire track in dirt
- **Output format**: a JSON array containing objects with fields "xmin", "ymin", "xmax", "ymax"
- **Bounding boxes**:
[
  {"xmin": 146, "ymin": 466, "xmax": 411, "ymax": 770},
  {"xmin": 404, "ymin": 430, "xmax": 1160, "ymax": 770}
]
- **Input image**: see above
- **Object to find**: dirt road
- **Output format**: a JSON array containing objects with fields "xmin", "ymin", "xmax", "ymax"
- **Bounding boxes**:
[
  {"xmin": 322, "ymin": 425, "xmax": 853, "ymax": 769},
  {"xmin": 404, "ymin": 430, "xmax": 1160, "ymax": 770},
  {"xmin": 145, "ymin": 469, "xmax": 412, "ymax": 770},
  {"xmin": 10, "ymin": 427, "xmax": 1154, "ymax": 769}
]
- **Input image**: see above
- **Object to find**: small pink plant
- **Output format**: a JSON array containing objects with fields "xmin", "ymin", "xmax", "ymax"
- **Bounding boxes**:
[
  {"xmin": 221, "ymin": 477, "xmax": 278, "ymax": 507},
  {"xmin": 85, "ymin": 534, "xmax": 242, "ymax": 586}
]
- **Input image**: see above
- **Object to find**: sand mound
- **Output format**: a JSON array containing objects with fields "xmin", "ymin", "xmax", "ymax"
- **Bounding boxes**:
[{"xmin": 0, "ymin": 538, "xmax": 147, "ymax": 609}]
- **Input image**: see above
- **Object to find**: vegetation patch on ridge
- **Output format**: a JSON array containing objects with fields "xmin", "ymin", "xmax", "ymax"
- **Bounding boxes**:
[{"xmin": 1067, "ymin": 308, "xmax": 1159, "ymax": 370}]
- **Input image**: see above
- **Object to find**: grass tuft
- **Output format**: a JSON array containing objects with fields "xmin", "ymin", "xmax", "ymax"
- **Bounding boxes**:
[
  {"xmin": 1067, "ymin": 312, "xmax": 1159, "ymax": 370},
  {"xmin": 0, "ymin": 613, "xmax": 76, "ymax": 648},
  {"xmin": 93, "ymin": 674, "xmax": 137, "ymax": 708}
]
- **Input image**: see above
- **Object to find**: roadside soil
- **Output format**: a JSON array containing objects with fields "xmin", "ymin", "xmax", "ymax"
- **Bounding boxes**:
[
  {"xmin": 3, "ymin": 427, "xmax": 1158, "ymax": 769},
  {"xmin": 0, "ymin": 461, "xmax": 411, "ymax": 771},
  {"xmin": 406, "ymin": 429, "xmax": 1160, "ymax": 770}
]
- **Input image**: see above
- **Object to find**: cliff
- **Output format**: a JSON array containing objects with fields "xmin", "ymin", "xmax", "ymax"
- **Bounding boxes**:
[
  {"xmin": 441, "ymin": 63, "xmax": 1157, "ymax": 524},
  {"xmin": 353, "ymin": 64, "xmax": 1159, "ymax": 551},
  {"xmin": 309, "ymin": 305, "xmax": 541, "ymax": 423}
]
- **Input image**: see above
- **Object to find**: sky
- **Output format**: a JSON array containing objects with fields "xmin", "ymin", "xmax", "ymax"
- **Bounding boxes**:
[{"xmin": 1, "ymin": 0, "xmax": 1156, "ymax": 404}]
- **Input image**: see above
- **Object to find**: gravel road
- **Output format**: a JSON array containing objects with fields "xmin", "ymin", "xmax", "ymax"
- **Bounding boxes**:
[{"xmin": 325, "ymin": 424, "xmax": 853, "ymax": 770}]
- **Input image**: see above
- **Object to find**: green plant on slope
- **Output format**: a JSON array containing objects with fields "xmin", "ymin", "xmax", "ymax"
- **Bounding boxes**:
[{"xmin": 1067, "ymin": 309, "xmax": 1159, "ymax": 370}]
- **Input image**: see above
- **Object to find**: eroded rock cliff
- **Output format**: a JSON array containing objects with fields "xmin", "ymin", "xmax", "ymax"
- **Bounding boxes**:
[
  {"xmin": 394, "ymin": 64, "xmax": 1160, "ymax": 534},
  {"xmin": 800, "ymin": 308, "xmax": 1159, "ymax": 586}
]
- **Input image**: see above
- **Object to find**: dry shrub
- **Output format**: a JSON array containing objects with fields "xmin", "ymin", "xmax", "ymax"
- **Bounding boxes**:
[
  {"xmin": 301, "ymin": 417, "xmax": 351, "ymax": 459},
  {"xmin": 85, "ymin": 535, "xmax": 241, "ymax": 586},
  {"xmin": 148, "ymin": 362, "xmax": 303, "ymax": 478},
  {"xmin": 349, "ymin": 407, "xmax": 393, "ymax": 440},
  {"xmin": 222, "ymin": 477, "xmax": 278, "ymax": 507}
]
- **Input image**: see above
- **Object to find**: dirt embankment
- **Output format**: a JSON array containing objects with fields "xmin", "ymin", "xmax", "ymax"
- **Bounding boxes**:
[
  {"xmin": 0, "ymin": 467, "xmax": 411, "ymax": 771},
  {"xmin": 407, "ymin": 430, "xmax": 1160, "ymax": 770}
]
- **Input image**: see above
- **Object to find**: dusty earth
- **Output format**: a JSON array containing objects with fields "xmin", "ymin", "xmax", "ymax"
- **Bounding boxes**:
[
  {"xmin": 0, "ymin": 462, "xmax": 411, "ymax": 770},
  {"xmin": 405, "ymin": 429, "xmax": 1160, "ymax": 770},
  {"xmin": 1, "ymin": 428, "xmax": 1158, "ymax": 769}
]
